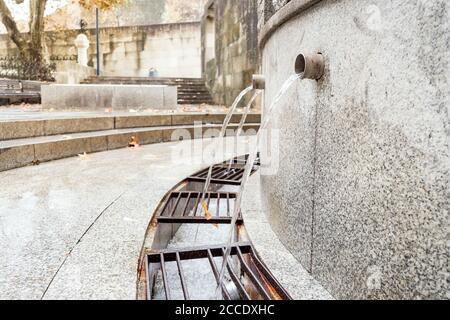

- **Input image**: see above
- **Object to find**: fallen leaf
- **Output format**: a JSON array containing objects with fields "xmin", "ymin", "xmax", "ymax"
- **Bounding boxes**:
[
  {"xmin": 202, "ymin": 201, "xmax": 213, "ymax": 220},
  {"xmin": 128, "ymin": 136, "xmax": 140, "ymax": 148},
  {"xmin": 104, "ymin": 107, "xmax": 113, "ymax": 113}
]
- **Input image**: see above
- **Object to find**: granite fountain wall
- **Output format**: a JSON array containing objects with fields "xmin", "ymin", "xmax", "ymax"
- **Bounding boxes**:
[
  {"xmin": 201, "ymin": 0, "xmax": 260, "ymax": 106},
  {"xmin": 258, "ymin": 0, "xmax": 449, "ymax": 299}
]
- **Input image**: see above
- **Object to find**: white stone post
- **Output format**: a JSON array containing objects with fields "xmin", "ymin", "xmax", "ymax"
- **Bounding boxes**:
[{"xmin": 74, "ymin": 34, "xmax": 90, "ymax": 67}]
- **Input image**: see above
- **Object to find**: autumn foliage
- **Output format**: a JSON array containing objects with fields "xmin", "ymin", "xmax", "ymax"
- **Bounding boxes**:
[{"xmin": 78, "ymin": 0, "xmax": 127, "ymax": 10}]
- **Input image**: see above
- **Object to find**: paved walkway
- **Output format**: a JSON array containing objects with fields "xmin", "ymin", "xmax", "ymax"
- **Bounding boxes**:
[
  {"xmin": 0, "ymin": 137, "xmax": 250, "ymax": 300},
  {"xmin": 0, "ymin": 105, "xmax": 233, "ymax": 121}
]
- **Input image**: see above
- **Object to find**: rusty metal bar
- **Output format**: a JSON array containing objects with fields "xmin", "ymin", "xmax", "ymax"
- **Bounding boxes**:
[
  {"xmin": 176, "ymin": 252, "xmax": 190, "ymax": 300},
  {"xmin": 181, "ymin": 192, "xmax": 191, "ymax": 217},
  {"xmin": 169, "ymin": 193, "xmax": 182, "ymax": 217},
  {"xmin": 223, "ymin": 168, "xmax": 238, "ymax": 179},
  {"xmin": 188, "ymin": 159, "xmax": 259, "ymax": 185},
  {"xmin": 158, "ymin": 216, "xmax": 243, "ymax": 225},
  {"xmin": 156, "ymin": 216, "xmax": 242, "ymax": 224},
  {"xmin": 145, "ymin": 255, "xmax": 152, "ymax": 300},
  {"xmin": 248, "ymin": 247, "xmax": 292, "ymax": 300},
  {"xmin": 209, "ymin": 166, "xmax": 223, "ymax": 178},
  {"xmin": 160, "ymin": 253, "xmax": 171, "ymax": 300},
  {"xmin": 234, "ymin": 170, "xmax": 245, "ymax": 182},
  {"xmin": 226, "ymin": 193, "xmax": 230, "ymax": 217},
  {"xmin": 212, "ymin": 167, "xmax": 228, "ymax": 179},
  {"xmin": 228, "ymin": 168, "xmax": 245, "ymax": 181},
  {"xmin": 188, "ymin": 176, "xmax": 243, "ymax": 186},
  {"xmin": 146, "ymin": 243, "xmax": 291, "ymax": 301},
  {"xmin": 158, "ymin": 192, "xmax": 240, "ymax": 224},
  {"xmin": 147, "ymin": 243, "xmax": 251, "ymax": 263},
  {"xmin": 221, "ymin": 248, "xmax": 250, "ymax": 300},
  {"xmin": 158, "ymin": 196, "xmax": 171, "ymax": 218},
  {"xmin": 216, "ymin": 194, "xmax": 220, "ymax": 217},
  {"xmin": 193, "ymin": 193, "xmax": 201, "ymax": 217},
  {"xmin": 236, "ymin": 246, "xmax": 272, "ymax": 300},
  {"xmin": 197, "ymin": 166, "xmax": 221, "ymax": 179},
  {"xmin": 207, "ymin": 249, "xmax": 231, "ymax": 300},
  {"xmin": 206, "ymin": 193, "xmax": 211, "ymax": 208}
]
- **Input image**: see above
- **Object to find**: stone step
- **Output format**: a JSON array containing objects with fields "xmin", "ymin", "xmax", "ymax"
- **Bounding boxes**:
[
  {"xmin": 82, "ymin": 80, "xmax": 207, "ymax": 85},
  {"xmin": 178, "ymin": 94, "xmax": 213, "ymax": 99},
  {"xmin": 0, "ymin": 113, "xmax": 261, "ymax": 141},
  {"xmin": 178, "ymin": 93, "xmax": 211, "ymax": 98},
  {"xmin": 0, "ymin": 123, "xmax": 260, "ymax": 172},
  {"xmin": 83, "ymin": 79, "xmax": 207, "ymax": 85},
  {"xmin": 178, "ymin": 89, "xmax": 211, "ymax": 94},
  {"xmin": 91, "ymin": 81, "xmax": 208, "ymax": 86},
  {"xmin": 178, "ymin": 89, "xmax": 211, "ymax": 93},
  {"xmin": 177, "ymin": 85, "xmax": 208, "ymax": 89},
  {"xmin": 81, "ymin": 76, "xmax": 215, "ymax": 105},
  {"xmin": 88, "ymin": 76, "xmax": 205, "ymax": 82},
  {"xmin": 178, "ymin": 99, "xmax": 215, "ymax": 105}
]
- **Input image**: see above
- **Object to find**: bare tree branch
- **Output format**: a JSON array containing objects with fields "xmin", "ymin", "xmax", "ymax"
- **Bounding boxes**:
[
  {"xmin": 0, "ymin": 0, "xmax": 28, "ymax": 52},
  {"xmin": 29, "ymin": 0, "xmax": 47, "ymax": 57}
]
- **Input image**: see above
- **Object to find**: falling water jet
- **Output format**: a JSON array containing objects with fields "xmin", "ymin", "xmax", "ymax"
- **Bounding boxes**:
[
  {"xmin": 214, "ymin": 55, "xmax": 325, "ymax": 299},
  {"xmin": 226, "ymin": 90, "xmax": 262, "ymax": 174},
  {"xmin": 215, "ymin": 72, "xmax": 309, "ymax": 300},
  {"xmin": 197, "ymin": 86, "xmax": 254, "ymax": 216}
]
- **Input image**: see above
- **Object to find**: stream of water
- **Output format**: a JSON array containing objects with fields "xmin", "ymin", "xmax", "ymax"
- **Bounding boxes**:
[
  {"xmin": 226, "ymin": 90, "xmax": 262, "ymax": 173},
  {"xmin": 151, "ymin": 75, "xmax": 302, "ymax": 300},
  {"xmin": 197, "ymin": 85, "xmax": 254, "ymax": 215},
  {"xmin": 215, "ymin": 73, "xmax": 304, "ymax": 299}
]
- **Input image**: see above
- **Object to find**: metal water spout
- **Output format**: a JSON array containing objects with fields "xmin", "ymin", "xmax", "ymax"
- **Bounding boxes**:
[
  {"xmin": 295, "ymin": 53, "xmax": 325, "ymax": 80},
  {"xmin": 252, "ymin": 74, "xmax": 266, "ymax": 90}
]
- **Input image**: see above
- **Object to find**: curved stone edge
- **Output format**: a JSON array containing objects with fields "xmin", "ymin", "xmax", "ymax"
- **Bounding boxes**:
[
  {"xmin": 259, "ymin": 0, "xmax": 323, "ymax": 50},
  {"xmin": 241, "ymin": 172, "xmax": 334, "ymax": 300}
]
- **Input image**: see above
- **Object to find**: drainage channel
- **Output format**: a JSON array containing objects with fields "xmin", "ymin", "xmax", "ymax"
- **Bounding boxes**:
[
  {"xmin": 188, "ymin": 155, "xmax": 260, "ymax": 186},
  {"xmin": 156, "ymin": 192, "xmax": 242, "ymax": 225},
  {"xmin": 139, "ymin": 154, "xmax": 291, "ymax": 301},
  {"xmin": 146, "ymin": 243, "xmax": 291, "ymax": 301}
]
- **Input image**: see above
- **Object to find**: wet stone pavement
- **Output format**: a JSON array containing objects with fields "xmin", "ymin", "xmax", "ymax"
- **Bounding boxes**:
[{"xmin": 0, "ymin": 136, "xmax": 251, "ymax": 300}]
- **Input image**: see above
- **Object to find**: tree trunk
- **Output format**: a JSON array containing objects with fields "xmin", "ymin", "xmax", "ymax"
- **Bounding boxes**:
[
  {"xmin": 29, "ymin": 0, "xmax": 47, "ymax": 61},
  {"xmin": 0, "ymin": 0, "xmax": 28, "ymax": 55},
  {"xmin": 0, "ymin": 0, "xmax": 53, "ymax": 80}
]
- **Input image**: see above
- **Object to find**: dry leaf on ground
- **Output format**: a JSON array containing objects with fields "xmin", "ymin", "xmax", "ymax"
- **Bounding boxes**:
[
  {"xmin": 128, "ymin": 136, "xmax": 140, "ymax": 148},
  {"xmin": 202, "ymin": 201, "xmax": 213, "ymax": 220}
]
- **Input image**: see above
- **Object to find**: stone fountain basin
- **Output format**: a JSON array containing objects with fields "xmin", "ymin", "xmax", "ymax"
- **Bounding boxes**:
[{"xmin": 41, "ymin": 84, "xmax": 177, "ymax": 111}]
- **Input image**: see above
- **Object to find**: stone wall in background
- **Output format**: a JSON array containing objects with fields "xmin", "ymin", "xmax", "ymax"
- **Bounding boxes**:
[
  {"xmin": 0, "ymin": 23, "xmax": 202, "ymax": 79},
  {"xmin": 201, "ymin": 0, "xmax": 259, "ymax": 106},
  {"xmin": 1, "ymin": 0, "xmax": 208, "ymax": 33},
  {"xmin": 73, "ymin": 0, "xmax": 207, "ymax": 29},
  {"xmin": 259, "ymin": 0, "xmax": 449, "ymax": 299}
]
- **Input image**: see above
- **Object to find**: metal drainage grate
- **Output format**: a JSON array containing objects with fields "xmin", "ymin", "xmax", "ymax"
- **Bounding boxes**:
[
  {"xmin": 188, "ymin": 154, "xmax": 261, "ymax": 185},
  {"xmin": 221, "ymin": 154, "xmax": 261, "ymax": 167},
  {"xmin": 145, "ymin": 242, "xmax": 292, "ymax": 300},
  {"xmin": 188, "ymin": 165, "xmax": 258, "ymax": 186},
  {"xmin": 157, "ymin": 192, "xmax": 242, "ymax": 224}
]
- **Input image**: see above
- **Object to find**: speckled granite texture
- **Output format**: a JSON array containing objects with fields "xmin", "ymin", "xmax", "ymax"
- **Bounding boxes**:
[
  {"xmin": 0, "ymin": 137, "xmax": 251, "ymax": 300},
  {"xmin": 242, "ymin": 173, "xmax": 334, "ymax": 300},
  {"xmin": 259, "ymin": 0, "xmax": 449, "ymax": 299}
]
